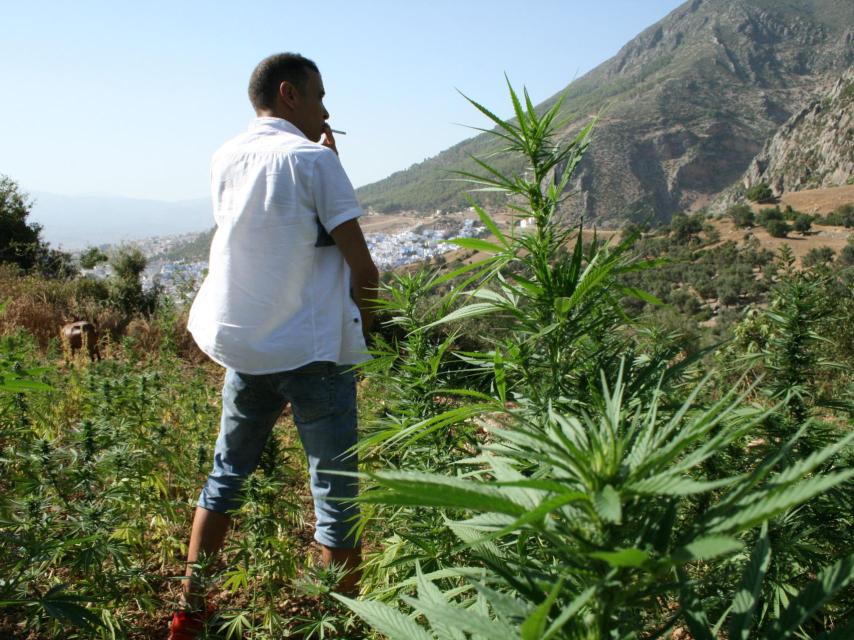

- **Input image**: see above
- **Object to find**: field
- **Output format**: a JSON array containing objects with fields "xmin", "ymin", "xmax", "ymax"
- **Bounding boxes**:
[{"xmin": 2, "ymin": 89, "xmax": 853, "ymax": 639}]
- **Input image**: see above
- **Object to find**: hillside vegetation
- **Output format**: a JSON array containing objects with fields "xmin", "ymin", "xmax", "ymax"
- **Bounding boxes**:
[
  {"xmin": 357, "ymin": 0, "xmax": 853, "ymax": 224},
  {"xmin": 2, "ymin": 78, "xmax": 853, "ymax": 640}
]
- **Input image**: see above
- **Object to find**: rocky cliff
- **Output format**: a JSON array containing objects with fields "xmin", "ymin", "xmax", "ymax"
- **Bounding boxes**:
[
  {"xmin": 357, "ymin": 0, "xmax": 854, "ymax": 225},
  {"xmin": 741, "ymin": 68, "xmax": 854, "ymax": 195}
]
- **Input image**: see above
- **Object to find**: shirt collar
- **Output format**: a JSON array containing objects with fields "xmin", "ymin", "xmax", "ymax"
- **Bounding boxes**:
[{"xmin": 249, "ymin": 117, "xmax": 308, "ymax": 140}]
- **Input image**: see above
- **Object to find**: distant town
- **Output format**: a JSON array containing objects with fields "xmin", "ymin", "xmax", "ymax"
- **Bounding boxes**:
[{"xmin": 83, "ymin": 218, "xmax": 487, "ymax": 299}]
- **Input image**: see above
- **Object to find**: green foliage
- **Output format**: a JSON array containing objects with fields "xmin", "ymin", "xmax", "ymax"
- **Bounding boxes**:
[
  {"xmin": 79, "ymin": 246, "xmax": 109, "ymax": 270},
  {"xmin": 340, "ymin": 79, "xmax": 854, "ymax": 640},
  {"xmin": 766, "ymin": 219, "xmax": 791, "ymax": 238},
  {"xmin": 757, "ymin": 206, "xmax": 783, "ymax": 226},
  {"xmin": 728, "ymin": 204, "xmax": 755, "ymax": 228},
  {"xmin": 816, "ymin": 203, "xmax": 854, "ymax": 228},
  {"xmin": 0, "ymin": 175, "xmax": 42, "ymax": 271},
  {"xmin": 793, "ymin": 214, "xmax": 812, "ymax": 235},
  {"xmin": 803, "ymin": 246, "xmax": 835, "ymax": 267},
  {"xmin": 746, "ymin": 183, "xmax": 774, "ymax": 203},
  {"xmin": 0, "ymin": 176, "xmax": 77, "ymax": 279},
  {"xmin": 106, "ymin": 246, "xmax": 159, "ymax": 317},
  {"xmin": 670, "ymin": 213, "xmax": 704, "ymax": 242}
]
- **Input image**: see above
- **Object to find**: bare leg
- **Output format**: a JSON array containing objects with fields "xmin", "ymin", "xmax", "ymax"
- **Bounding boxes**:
[
  {"xmin": 181, "ymin": 507, "xmax": 231, "ymax": 609},
  {"xmin": 321, "ymin": 545, "xmax": 362, "ymax": 596}
]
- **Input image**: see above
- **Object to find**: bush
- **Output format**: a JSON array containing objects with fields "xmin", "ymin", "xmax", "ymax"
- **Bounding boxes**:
[
  {"xmin": 766, "ymin": 219, "xmax": 790, "ymax": 238},
  {"xmin": 670, "ymin": 213, "xmax": 704, "ymax": 242},
  {"xmin": 728, "ymin": 203, "xmax": 754, "ymax": 228},
  {"xmin": 802, "ymin": 246, "xmax": 835, "ymax": 267},
  {"xmin": 792, "ymin": 214, "xmax": 812, "ymax": 235},
  {"xmin": 79, "ymin": 246, "xmax": 109, "ymax": 270},
  {"xmin": 746, "ymin": 182, "xmax": 773, "ymax": 203},
  {"xmin": 817, "ymin": 203, "xmax": 854, "ymax": 227},
  {"xmin": 757, "ymin": 206, "xmax": 783, "ymax": 226}
]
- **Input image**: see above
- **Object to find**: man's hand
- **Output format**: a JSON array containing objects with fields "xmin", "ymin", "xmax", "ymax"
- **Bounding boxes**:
[
  {"xmin": 321, "ymin": 124, "xmax": 338, "ymax": 156},
  {"xmin": 330, "ymin": 218, "xmax": 379, "ymax": 340}
]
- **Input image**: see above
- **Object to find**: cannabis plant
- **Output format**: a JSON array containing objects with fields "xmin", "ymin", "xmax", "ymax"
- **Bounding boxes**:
[{"xmin": 343, "ymin": 81, "xmax": 854, "ymax": 639}]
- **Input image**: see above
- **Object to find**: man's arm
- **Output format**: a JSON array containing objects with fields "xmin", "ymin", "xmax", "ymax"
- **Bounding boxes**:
[{"xmin": 330, "ymin": 218, "xmax": 379, "ymax": 339}]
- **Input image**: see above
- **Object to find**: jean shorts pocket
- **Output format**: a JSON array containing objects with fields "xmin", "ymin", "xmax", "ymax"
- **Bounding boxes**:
[{"xmin": 289, "ymin": 368, "xmax": 337, "ymax": 423}]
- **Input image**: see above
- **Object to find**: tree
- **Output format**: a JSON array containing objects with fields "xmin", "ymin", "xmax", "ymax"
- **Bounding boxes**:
[
  {"xmin": 792, "ymin": 214, "xmax": 812, "ymax": 235},
  {"xmin": 107, "ymin": 246, "xmax": 159, "ymax": 317},
  {"xmin": 746, "ymin": 182, "xmax": 773, "ymax": 203},
  {"xmin": 728, "ymin": 204, "xmax": 754, "ymax": 228},
  {"xmin": 766, "ymin": 219, "xmax": 790, "ymax": 238},
  {"xmin": 802, "ymin": 246, "xmax": 835, "ymax": 267},
  {"xmin": 0, "ymin": 175, "xmax": 77, "ymax": 278},
  {"xmin": 757, "ymin": 207, "xmax": 783, "ymax": 227},
  {"xmin": 79, "ymin": 246, "xmax": 109, "ymax": 270},
  {"xmin": 0, "ymin": 175, "xmax": 43, "ymax": 270},
  {"xmin": 670, "ymin": 213, "xmax": 703, "ymax": 242}
]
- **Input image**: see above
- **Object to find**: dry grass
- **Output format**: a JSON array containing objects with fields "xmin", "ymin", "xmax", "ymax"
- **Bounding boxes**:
[
  {"xmin": 0, "ymin": 265, "xmax": 117, "ymax": 349},
  {"xmin": 708, "ymin": 218, "xmax": 851, "ymax": 266},
  {"xmin": 0, "ymin": 265, "xmax": 206, "ymax": 363}
]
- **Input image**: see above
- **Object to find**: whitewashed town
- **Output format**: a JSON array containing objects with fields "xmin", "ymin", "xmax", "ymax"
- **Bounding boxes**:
[{"xmin": 83, "ymin": 217, "xmax": 487, "ymax": 299}]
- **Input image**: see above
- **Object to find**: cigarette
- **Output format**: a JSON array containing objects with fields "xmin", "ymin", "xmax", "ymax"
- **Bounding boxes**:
[{"xmin": 330, "ymin": 128, "xmax": 346, "ymax": 135}]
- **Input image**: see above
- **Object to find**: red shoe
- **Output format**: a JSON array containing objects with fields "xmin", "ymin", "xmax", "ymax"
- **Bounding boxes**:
[{"xmin": 168, "ymin": 608, "xmax": 214, "ymax": 640}]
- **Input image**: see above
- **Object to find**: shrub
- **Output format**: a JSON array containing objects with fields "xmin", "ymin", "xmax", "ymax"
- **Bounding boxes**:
[
  {"xmin": 792, "ymin": 214, "xmax": 812, "ymax": 235},
  {"xmin": 765, "ymin": 219, "xmax": 790, "ymax": 238},
  {"xmin": 728, "ymin": 203, "xmax": 754, "ymax": 228},
  {"xmin": 802, "ymin": 246, "xmax": 835, "ymax": 267},
  {"xmin": 757, "ymin": 207, "xmax": 783, "ymax": 226},
  {"xmin": 79, "ymin": 246, "xmax": 109, "ymax": 270},
  {"xmin": 670, "ymin": 213, "xmax": 704, "ymax": 242},
  {"xmin": 817, "ymin": 203, "xmax": 854, "ymax": 227},
  {"xmin": 746, "ymin": 182, "xmax": 773, "ymax": 203}
]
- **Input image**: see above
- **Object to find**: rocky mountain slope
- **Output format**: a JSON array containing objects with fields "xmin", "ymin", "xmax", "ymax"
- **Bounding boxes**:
[
  {"xmin": 740, "ymin": 67, "xmax": 854, "ymax": 195},
  {"xmin": 356, "ymin": 0, "xmax": 853, "ymax": 225}
]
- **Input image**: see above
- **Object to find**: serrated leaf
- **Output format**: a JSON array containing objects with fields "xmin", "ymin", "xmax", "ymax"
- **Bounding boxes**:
[
  {"xmin": 521, "ymin": 579, "xmax": 562, "ymax": 640},
  {"xmin": 673, "ymin": 535, "xmax": 743, "ymax": 563},
  {"xmin": 447, "ymin": 237, "xmax": 505, "ymax": 253},
  {"xmin": 334, "ymin": 595, "xmax": 433, "ymax": 640},
  {"xmin": 589, "ymin": 547, "xmax": 648, "ymax": 568},
  {"xmin": 594, "ymin": 485, "xmax": 622, "ymax": 524},
  {"xmin": 708, "ymin": 469, "xmax": 854, "ymax": 534},
  {"xmin": 366, "ymin": 471, "xmax": 528, "ymax": 516},
  {"xmin": 768, "ymin": 552, "xmax": 854, "ymax": 637},
  {"xmin": 402, "ymin": 596, "xmax": 516, "ymax": 639},
  {"xmin": 728, "ymin": 524, "xmax": 770, "ymax": 640}
]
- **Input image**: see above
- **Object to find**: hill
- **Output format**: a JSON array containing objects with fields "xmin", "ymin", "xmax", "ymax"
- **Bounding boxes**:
[
  {"xmin": 356, "ymin": 0, "xmax": 854, "ymax": 224},
  {"xmin": 741, "ymin": 67, "xmax": 854, "ymax": 194},
  {"xmin": 28, "ymin": 192, "xmax": 212, "ymax": 250}
]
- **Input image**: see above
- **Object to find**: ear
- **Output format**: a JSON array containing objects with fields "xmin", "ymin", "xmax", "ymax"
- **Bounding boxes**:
[{"xmin": 279, "ymin": 80, "xmax": 299, "ymax": 109}]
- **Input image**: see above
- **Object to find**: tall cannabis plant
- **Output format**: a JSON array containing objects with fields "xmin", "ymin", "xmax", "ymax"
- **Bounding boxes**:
[{"xmin": 344, "ymin": 81, "xmax": 854, "ymax": 639}]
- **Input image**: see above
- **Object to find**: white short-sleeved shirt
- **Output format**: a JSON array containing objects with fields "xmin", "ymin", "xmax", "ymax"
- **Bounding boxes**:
[{"xmin": 187, "ymin": 117, "xmax": 369, "ymax": 374}]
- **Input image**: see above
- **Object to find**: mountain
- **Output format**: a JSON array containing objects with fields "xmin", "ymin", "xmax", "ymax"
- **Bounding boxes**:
[
  {"xmin": 740, "ymin": 67, "xmax": 854, "ymax": 195},
  {"xmin": 356, "ymin": 0, "xmax": 854, "ymax": 224},
  {"xmin": 28, "ymin": 192, "xmax": 213, "ymax": 250}
]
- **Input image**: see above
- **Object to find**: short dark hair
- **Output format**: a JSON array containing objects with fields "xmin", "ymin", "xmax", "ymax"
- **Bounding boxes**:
[{"xmin": 248, "ymin": 53, "xmax": 319, "ymax": 111}]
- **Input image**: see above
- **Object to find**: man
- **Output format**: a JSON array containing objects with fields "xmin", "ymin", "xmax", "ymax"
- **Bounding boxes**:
[{"xmin": 170, "ymin": 52, "xmax": 378, "ymax": 639}]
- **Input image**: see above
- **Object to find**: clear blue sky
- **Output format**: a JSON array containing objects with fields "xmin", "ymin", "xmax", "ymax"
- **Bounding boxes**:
[{"xmin": 1, "ymin": 0, "xmax": 685, "ymax": 202}]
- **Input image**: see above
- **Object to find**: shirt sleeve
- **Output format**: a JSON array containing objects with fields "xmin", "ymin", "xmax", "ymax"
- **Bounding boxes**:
[{"xmin": 312, "ymin": 148, "xmax": 363, "ymax": 233}]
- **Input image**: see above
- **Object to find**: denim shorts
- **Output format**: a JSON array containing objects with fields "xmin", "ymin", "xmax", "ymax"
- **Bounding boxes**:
[{"xmin": 198, "ymin": 361, "xmax": 359, "ymax": 549}]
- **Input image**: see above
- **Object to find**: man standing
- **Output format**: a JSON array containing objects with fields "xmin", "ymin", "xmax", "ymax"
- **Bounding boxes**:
[{"xmin": 170, "ymin": 52, "xmax": 378, "ymax": 639}]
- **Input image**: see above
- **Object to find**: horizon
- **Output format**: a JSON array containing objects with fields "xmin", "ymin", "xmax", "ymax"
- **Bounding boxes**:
[{"xmin": 2, "ymin": 0, "xmax": 685, "ymax": 204}]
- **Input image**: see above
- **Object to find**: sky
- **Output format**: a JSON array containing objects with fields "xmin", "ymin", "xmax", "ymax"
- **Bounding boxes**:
[{"xmin": 1, "ymin": 0, "xmax": 686, "ymax": 202}]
